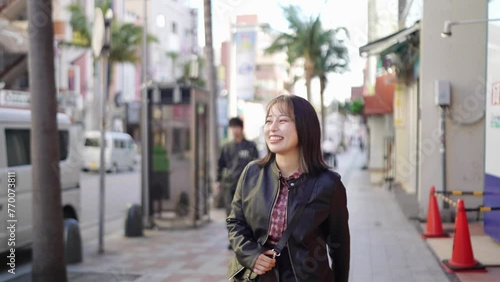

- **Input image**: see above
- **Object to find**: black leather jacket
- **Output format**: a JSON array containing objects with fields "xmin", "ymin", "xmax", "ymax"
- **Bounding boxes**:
[{"xmin": 227, "ymin": 160, "xmax": 350, "ymax": 282}]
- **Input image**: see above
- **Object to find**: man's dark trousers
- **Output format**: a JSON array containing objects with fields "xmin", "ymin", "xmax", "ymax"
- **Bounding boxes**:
[{"xmin": 224, "ymin": 185, "xmax": 237, "ymax": 216}]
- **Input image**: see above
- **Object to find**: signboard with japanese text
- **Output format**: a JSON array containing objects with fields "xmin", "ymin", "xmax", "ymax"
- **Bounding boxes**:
[{"xmin": 235, "ymin": 30, "xmax": 256, "ymax": 101}]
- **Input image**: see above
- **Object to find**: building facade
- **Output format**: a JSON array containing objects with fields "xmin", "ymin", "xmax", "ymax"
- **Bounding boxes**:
[
  {"xmin": 361, "ymin": 0, "xmax": 489, "ymax": 223},
  {"xmin": 361, "ymin": 0, "xmax": 399, "ymax": 184},
  {"xmin": 485, "ymin": 0, "xmax": 500, "ymax": 242}
]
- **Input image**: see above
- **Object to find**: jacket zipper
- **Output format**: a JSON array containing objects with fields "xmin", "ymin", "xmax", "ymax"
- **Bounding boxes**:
[
  {"xmin": 227, "ymin": 266, "xmax": 245, "ymax": 280},
  {"xmin": 263, "ymin": 173, "xmax": 281, "ymax": 244},
  {"xmin": 231, "ymin": 174, "xmax": 279, "ymax": 281},
  {"xmin": 286, "ymin": 182, "xmax": 299, "ymax": 281}
]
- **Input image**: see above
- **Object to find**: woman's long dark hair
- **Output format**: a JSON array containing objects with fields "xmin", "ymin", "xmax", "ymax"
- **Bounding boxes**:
[{"xmin": 258, "ymin": 95, "xmax": 328, "ymax": 176}]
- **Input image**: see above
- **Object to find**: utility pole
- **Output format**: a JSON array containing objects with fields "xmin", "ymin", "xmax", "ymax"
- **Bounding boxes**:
[
  {"xmin": 203, "ymin": 0, "xmax": 219, "ymax": 188},
  {"xmin": 141, "ymin": 0, "xmax": 151, "ymax": 228},
  {"xmin": 94, "ymin": 7, "xmax": 114, "ymax": 254}
]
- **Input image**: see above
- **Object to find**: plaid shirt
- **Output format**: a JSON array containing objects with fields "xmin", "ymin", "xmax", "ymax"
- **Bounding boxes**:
[{"xmin": 267, "ymin": 171, "xmax": 302, "ymax": 246}]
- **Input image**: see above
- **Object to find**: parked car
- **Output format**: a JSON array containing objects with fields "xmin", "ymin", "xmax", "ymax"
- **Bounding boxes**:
[
  {"xmin": 0, "ymin": 107, "xmax": 81, "ymax": 253},
  {"xmin": 82, "ymin": 131, "xmax": 136, "ymax": 173}
]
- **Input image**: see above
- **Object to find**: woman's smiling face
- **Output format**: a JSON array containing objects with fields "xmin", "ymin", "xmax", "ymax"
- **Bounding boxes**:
[{"xmin": 264, "ymin": 103, "xmax": 299, "ymax": 156}]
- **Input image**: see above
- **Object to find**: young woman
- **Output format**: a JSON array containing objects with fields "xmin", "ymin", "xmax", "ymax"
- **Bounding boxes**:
[{"xmin": 227, "ymin": 95, "xmax": 350, "ymax": 282}]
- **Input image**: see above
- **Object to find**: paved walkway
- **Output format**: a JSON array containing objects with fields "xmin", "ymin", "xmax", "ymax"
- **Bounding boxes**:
[
  {"xmin": 343, "ymin": 149, "xmax": 449, "ymax": 282},
  {"xmin": 4, "ymin": 148, "xmax": 452, "ymax": 282}
]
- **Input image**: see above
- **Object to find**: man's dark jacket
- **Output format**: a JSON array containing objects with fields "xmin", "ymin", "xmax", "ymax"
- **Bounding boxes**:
[
  {"xmin": 217, "ymin": 139, "xmax": 259, "ymax": 189},
  {"xmin": 227, "ymin": 160, "xmax": 350, "ymax": 282}
]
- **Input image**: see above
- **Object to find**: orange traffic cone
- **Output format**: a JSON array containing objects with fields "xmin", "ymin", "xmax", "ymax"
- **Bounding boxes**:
[
  {"xmin": 441, "ymin": 199, "xmax": 486, "ymax": 273},
  {"xmin": 422, "ymin": 186, "xmax": 448, "ymax": 239}
]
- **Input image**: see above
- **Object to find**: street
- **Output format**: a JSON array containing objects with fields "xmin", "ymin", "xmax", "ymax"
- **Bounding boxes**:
[
  {"xmin": 78, "ymin": 167, "xmax": 141, "ymax": 243},
  {"xmin": 0, "ymin": 167, "xmax": 142, "ymax": 281}
]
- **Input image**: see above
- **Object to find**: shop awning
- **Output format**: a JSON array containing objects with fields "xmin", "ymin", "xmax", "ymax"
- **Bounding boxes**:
[
  {"xmin": 364, "ymin": 73, "xmax": 396, "ymax": 115},
  {"xmin": 359, "ymin": 22, "xmax": 420, "ymax": 56}
]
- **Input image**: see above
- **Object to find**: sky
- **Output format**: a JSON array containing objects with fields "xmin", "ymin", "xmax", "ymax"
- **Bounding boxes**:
[{"xmin": 189, "ymin": 0, "xmax": 369, "ymax": 105}]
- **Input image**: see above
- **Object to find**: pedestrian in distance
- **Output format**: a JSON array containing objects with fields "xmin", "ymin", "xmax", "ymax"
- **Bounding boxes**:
[
  {"xmin": 322, "ymin": 137, "xmax": 338, "ymax": 169},
  {"xmin": 227, "ymin": 95, "xmax": 350, "ymax": 282},
  {"xmin": 216, "ymin": 117, "xmax": 259, "ymax": 249}
]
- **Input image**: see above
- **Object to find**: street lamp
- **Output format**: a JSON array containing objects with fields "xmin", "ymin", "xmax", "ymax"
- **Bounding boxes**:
[
  {"xmin": 441, "ymin": 18, "xmax": 500, "ymax": 37},
  {"xmin": 104, "ymin": 9, "xmax": 114, "ymax": 49},
  {"xmin": 97, "ymin": 7, "xmax": 113, "ymax": 255},
  {"xmin": 140, "ymin": 0, "xmax": 153, "ymax": 229}
]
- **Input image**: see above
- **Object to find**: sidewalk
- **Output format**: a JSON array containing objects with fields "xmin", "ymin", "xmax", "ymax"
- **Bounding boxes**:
[
  {"xmin": 341, "ymin": 149, "xmax": 449, "ymax": 282},
  {"xmin": 6, "ymin": 148, "xmax": 457, "ymax": 282}
]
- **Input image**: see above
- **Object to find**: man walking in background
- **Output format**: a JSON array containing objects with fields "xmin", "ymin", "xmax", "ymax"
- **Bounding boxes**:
[
  {"xmin": 215, "ymin": 117, "xmax": 259, "ymax": 249},
  {"xmin": 322, "ymin": 137, "xmax": 338, "ymax": 169}
]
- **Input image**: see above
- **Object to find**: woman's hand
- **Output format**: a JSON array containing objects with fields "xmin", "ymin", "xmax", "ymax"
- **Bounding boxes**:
[{"xmin": 252, "ymin": 250, "xmax": 276, "ymax": 275}]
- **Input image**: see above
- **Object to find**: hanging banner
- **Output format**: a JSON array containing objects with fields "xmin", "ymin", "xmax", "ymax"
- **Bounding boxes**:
[{"xmin": 235, "ymin": 30, "xmax": 256, "ymax": 101}]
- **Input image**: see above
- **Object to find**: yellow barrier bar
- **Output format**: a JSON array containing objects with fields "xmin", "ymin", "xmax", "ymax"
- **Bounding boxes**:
[
  {"xmin": 452, "ymin": 191, "xmax": 462, "ymax": 196},
  {"xmin": 480, "ymin": 207, "xmax": 492, "ymax": 212},
  {"xmin": 473, "ymin": 191, "xmax": 483, "ymax": 196}
]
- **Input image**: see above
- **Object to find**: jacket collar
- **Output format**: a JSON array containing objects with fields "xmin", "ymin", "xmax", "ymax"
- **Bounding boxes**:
[
  {"xmin": 270, "ymin": 159, "xmax": 303, "ymax": 180},
  {"xmin": 270, "ymin": 158, "xmax": 280, "ymax": 177}
]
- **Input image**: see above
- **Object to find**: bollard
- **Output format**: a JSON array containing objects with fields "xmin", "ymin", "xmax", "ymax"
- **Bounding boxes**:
[
  {"xmin": 176, "ymin": 191, "xmax": 190, "ymax": 217},
  {"xmin": 125, "ymin": 204, "xmax": 144, "ymax": 237},
  {"xmin": 64, "ymin": 218, "xmax": 83, "ymax": 264}
]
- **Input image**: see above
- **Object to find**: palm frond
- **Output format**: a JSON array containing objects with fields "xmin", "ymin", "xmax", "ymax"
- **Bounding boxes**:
[{"xmin": 67, "ymin": 4, "xmax": 91, "ymax": 46}]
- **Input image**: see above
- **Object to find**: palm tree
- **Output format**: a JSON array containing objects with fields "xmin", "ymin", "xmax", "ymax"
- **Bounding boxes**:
[
  {"xmin": 28, "ymin": 0, "xmax": 67, "ymax": 281},
  {"xmin": 265, "ymin": 6, "xmax": 328, "ymax": 102},
  {"xmin": 178, "ymin": 55, "xmax": 206, "ymax": 88},
  {"xmin": 66, "ymin": 2, "xmax": 157, "ymax": 64},
  {"xmin": 67, "ymin": 3, "xmax": 90, "ymax": 47},
  {"xmin": 315, "ymin": 28, "xmax": 350, "ymax": 140},
  {"xmin": 66, "ymin": 1, "xmax": 157, "ymax": 129}
]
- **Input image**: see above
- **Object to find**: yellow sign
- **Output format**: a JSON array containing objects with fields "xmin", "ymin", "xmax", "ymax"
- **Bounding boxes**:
[{"xmin": 89, "ymin": 161, "xmax": 98, "ymax": 170}]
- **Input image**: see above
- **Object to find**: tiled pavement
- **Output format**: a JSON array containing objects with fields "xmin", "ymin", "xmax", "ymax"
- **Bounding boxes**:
[
  {"xmin": 341, "ymin": 150, "xmax": 449, "ymax": 282},
  {"xmin": 67, "ymin": 215, "xmax": 233, "ymax": 282},
  {"xmin": 5, "ymin": 148, "xmax": 457, "ymax": 281}
]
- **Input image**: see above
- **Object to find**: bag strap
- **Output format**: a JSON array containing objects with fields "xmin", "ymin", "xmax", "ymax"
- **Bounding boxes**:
[{"xmin": 272, "ymin": 176, "xmax": 317, "ymax": 256}]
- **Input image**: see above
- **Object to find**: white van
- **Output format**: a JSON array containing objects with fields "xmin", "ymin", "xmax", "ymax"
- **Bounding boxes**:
[
  {"xmin": 82, "ymin": 131, "xmax": 136, "ymax": 173},
  {"xmin": 0, "ymin": 108, "xmax": 81, "ymax": 253}
]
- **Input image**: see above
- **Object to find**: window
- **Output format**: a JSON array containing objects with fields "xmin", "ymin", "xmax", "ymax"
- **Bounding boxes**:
[
  {"xmin": 156, "ymin": 14, "xmax": 166, "ymax": 28},
  {"xmin": 59, "ymin": 131, "xmax": 69, "ymax": 160},
  {"xmin": 172, "ymin": 22, "xmax": 177, "ymax": 34},
  {"xmin": 6, "ymin": 129, "xmax": 30, "ymax": 167},
  {"xmin": 6, "ymin": 129, "xmax": 69, "ymax": 167},
  {"xmin": 85, "ymin": 138, "xmax": 101, "ymax": 147}
]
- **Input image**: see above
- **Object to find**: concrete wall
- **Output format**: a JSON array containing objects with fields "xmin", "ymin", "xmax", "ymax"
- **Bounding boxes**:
[
  {"xmin": 407, "ymin": 83, "xmax": 419, "ymax": 194},
  {"xmin": 365, "ymin": 0, "xmax": 398, "ymax": 186},
  {"xmin": 394, "ymin": 84, "xmax": 410, "ymax": 190},
  {"xmin": 367, "ymin": 115, "xmax": 393, "ymax": 184},
  {"xmin": 394, "ymin": 83, "xmax": 419, "ymax": 193},
  {"xmin": 365, "ymin": 0, "xmax": 399, "ymax": 93},
  {"xmin": 419, "ymin": 0, "xmax": 487, "ymax": 217}
]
